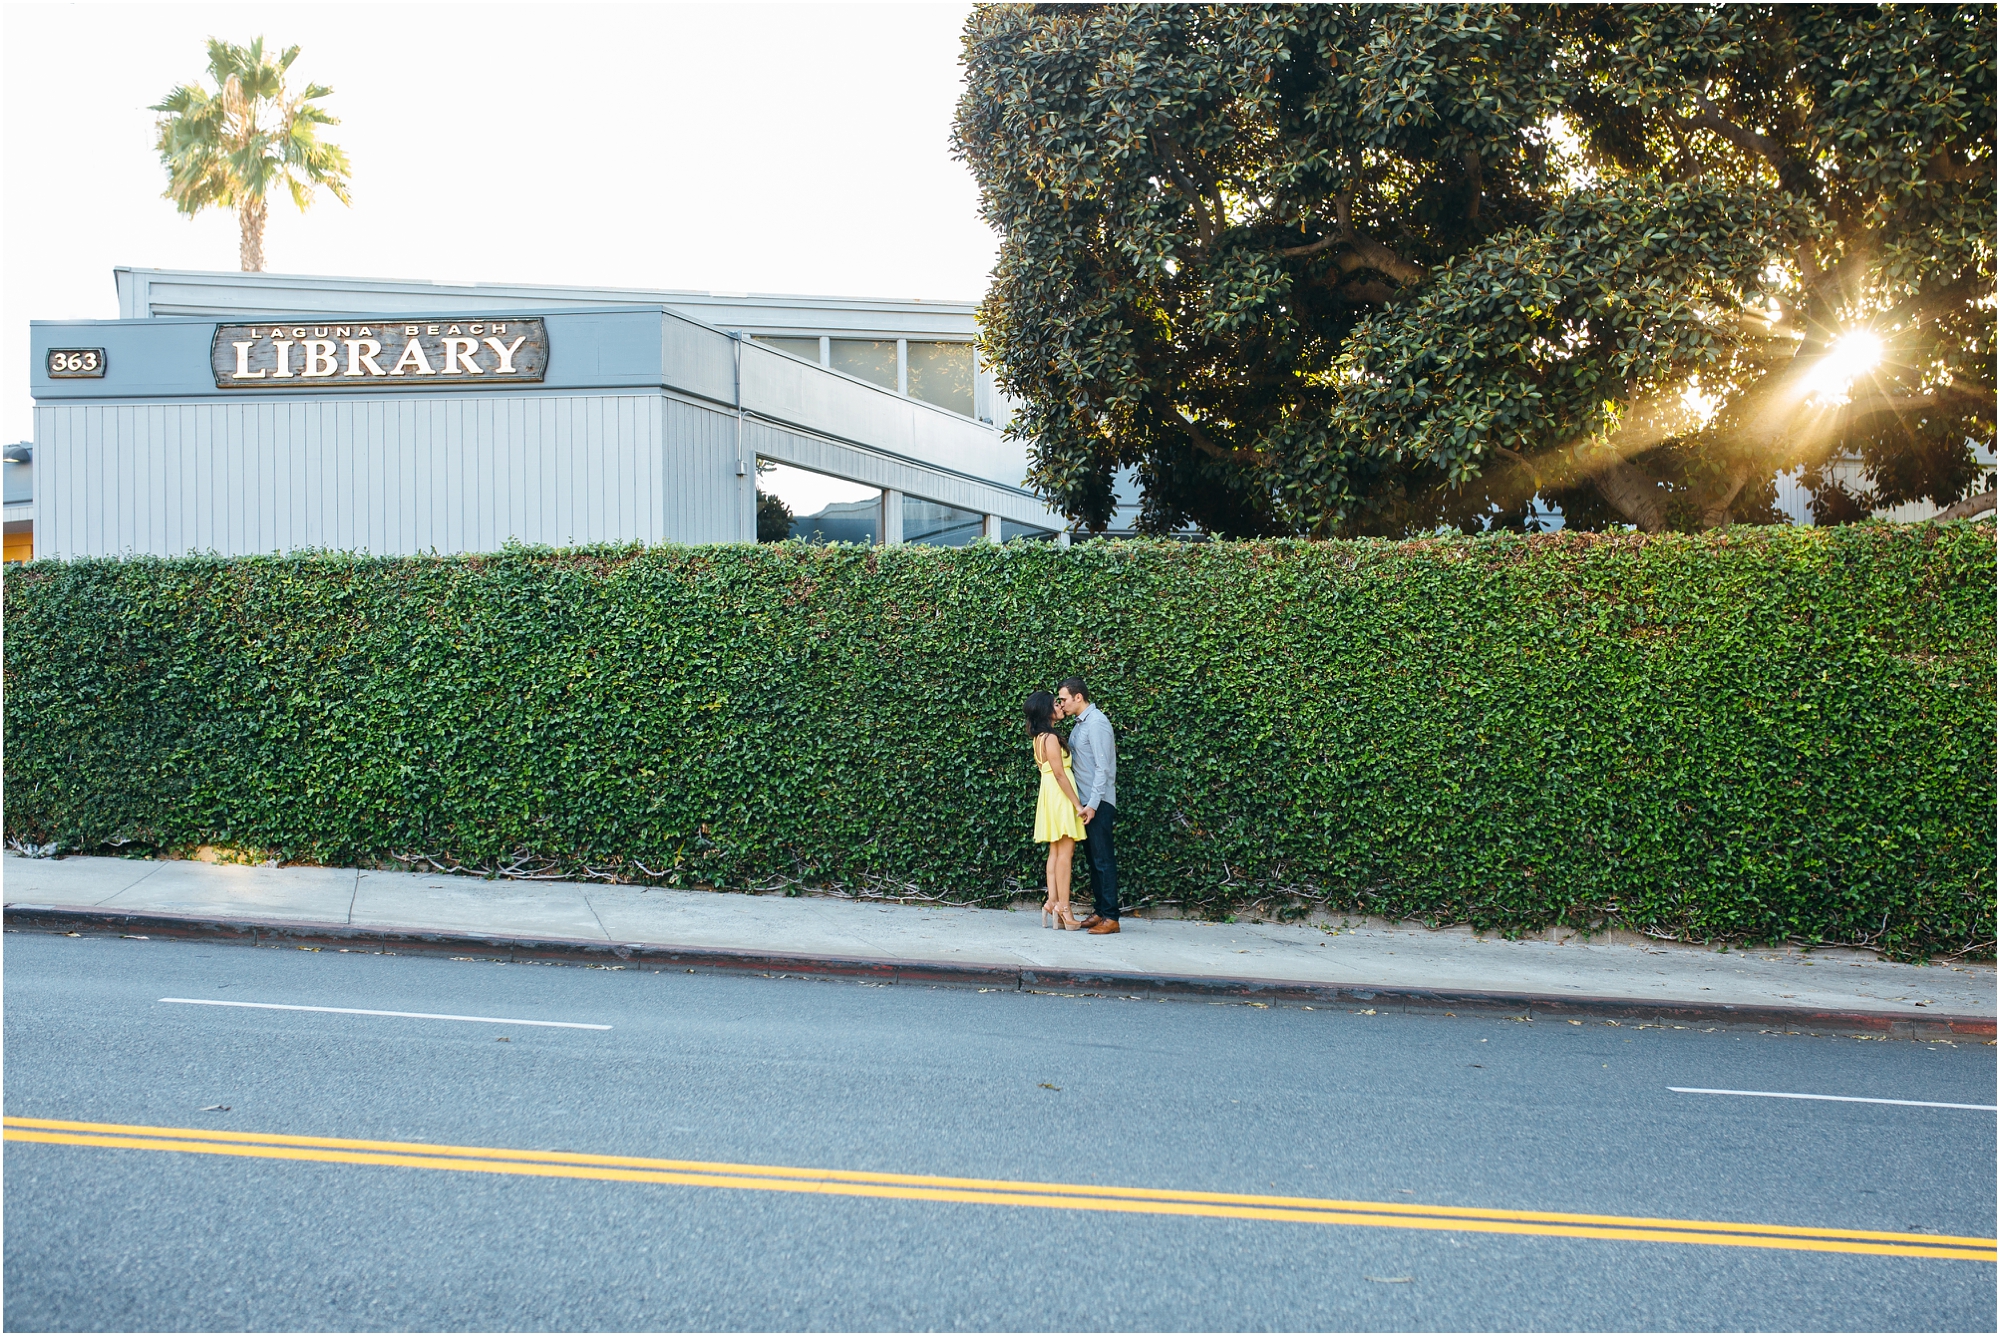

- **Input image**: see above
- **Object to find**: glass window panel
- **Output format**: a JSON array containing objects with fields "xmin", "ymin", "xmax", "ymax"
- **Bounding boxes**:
[
  {"xmin": 1000, "ymin": 520, "xmax": 1057, "ymax": 542},
  {"xmin": 3, "ymin": 459, "xmax": 31, "ymax": 505},
  {"xmin": 830, "ymin": 339, "xmax": 898, "ymax": 390},
  {"xmin": 906, "ymin": 342, "xmax": 974, "ymax": 416},
  {"xmin": 757, "ymin": 462, "xmax": 880, "ymax": 544},
  {"xmin": 791, "ymin": 496, "xmax": 880, "ymax": 545},
  {"xmin": 753, "ymin": 336, "xmax": 824, "ymax": 364},
  {"xmin": 904, "ymin": 495, "xmax": 985, "ymax": 547}
]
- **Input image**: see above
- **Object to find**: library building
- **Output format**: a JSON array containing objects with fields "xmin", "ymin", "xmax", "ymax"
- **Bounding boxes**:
[{"xmin": 17, "ymin": 267, "xmax": 1072, "ymax": 563}]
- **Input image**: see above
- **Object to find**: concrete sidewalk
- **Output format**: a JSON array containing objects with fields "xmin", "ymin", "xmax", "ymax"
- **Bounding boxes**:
[{"xmin": 4, "ymin": 853, "xmax": 1992, "ymax": 1037}]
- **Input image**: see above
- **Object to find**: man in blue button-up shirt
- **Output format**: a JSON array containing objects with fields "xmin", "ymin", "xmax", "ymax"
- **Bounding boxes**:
[{"xmin": 1057, "ymin": 677, "xmax": 1120, "ymax": 933}]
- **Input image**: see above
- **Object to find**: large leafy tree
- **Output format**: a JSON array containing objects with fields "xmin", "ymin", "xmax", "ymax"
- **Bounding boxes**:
[
  {"xmin": 152, "ymin": 37, "xmax": 353, "ymax": 273},
  {"xmin": 954, "ymin": 4, "xmax": 1996, "ymax": 536}
]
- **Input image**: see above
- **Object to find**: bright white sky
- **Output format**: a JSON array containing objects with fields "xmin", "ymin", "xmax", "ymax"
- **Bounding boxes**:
[{"xmin": 0, "ymin": 0, "xmax": 996, "ymax": 448}]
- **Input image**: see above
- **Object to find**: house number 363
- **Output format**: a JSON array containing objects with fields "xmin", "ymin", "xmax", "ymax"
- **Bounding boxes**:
[{"xmin": 47, "ymin": 348, "xmax": 106, "ymax": 377}]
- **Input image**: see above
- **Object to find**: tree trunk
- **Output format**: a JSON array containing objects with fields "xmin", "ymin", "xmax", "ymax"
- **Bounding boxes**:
[
  {"xmin": 1588, "ymin": 458, "xmax": 1669, "ymax": 533},
  {"xmin": 238, "ymin": 196, "xmax": 266, "ymax": 273},
  {"xmin": 1933, "ymin": 487, "xmax": 1998, "ymax": 521},
  {"xmin": 1695, "ymin": 466, "xmax": 1753, "ymax": 530}
]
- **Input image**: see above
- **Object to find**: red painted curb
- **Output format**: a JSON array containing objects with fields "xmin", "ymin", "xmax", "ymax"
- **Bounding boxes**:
[{"xmin": 6, "ymin": 903, "xmax": 1992, "ymax": 1041}]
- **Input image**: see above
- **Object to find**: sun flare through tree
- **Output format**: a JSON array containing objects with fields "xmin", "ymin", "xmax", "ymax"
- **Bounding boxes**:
[{"xmin": 954, "ymin": 4, "xmax": 1996, "ymax": 536}]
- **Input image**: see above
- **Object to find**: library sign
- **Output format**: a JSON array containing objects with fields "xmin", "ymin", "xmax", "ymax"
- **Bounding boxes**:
[{"xmin": 210, "ymin": 317, "xmax": 548, "ymax": 389}]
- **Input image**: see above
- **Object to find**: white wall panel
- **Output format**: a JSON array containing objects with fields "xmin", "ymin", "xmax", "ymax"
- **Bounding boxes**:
[
  {"xmin": 30, "ymin": 391, "xmax": 740, "ymax": 558},
  {"xmin": 34, "ymin": 391, "xmax": 1064, "ymax": 557}
]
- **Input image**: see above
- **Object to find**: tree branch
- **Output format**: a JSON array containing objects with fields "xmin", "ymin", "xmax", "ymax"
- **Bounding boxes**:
[
  {"xmin": 1565, "ymin": 393, "xmax": 1697, "ymax": 532},
  {"xmin": 1933, "ymin": 488, "xmax": 1997, "ymax": 521},
  {"xmin": 1839, "ymin": 382, "xmax": 1998, "ymax": 426},
  {"xmin": 1277, "ymin": 232, "xmax": 1346, "ymax": 259},
  {"xmin": 1153, "ymin": 131, "xmax": 1220, "ymax": 246},
  {"xmin": 1277, "ymin": 193, "xmax": 1354, "ymax": 257},
  {"xmin": 1878, "ymin": 277, "xmax": 1993, "ymax": 332},
  {"xmin": 1276, "ymin": 192, "xmax": 1424, "ymax": 293},
  {"xmin": 1688, "ymin": 93, "xmax": 1814, "ymax": 197},
  {"xmin": 1490, "ymin": 446, "xmax": 1543, "ymax": 490},
  {"xmin": 1461, "ymin": 146, "xmax": 1483, "ymax": 220},
  {"xmin": 1278, "ymin": 231, "xmax": 1347, "ymax": 259},
  {"xmin": 1334, "ymin": 278, "xmax": 1398, "ymax": 305},
  {"xmin": 1168, "ymin": 407, "xmax": 1260, "ymax": 464},
  {"xmin": 1589, "ymin": 457, "xmax": 1670, "ymax": 533},
  {"xmin": 1695, "ymin": 464, "xmax": 1753, "ymax": 530},
  {"xmin": 1331, "ymin": 239, "xmax": 1425, "ymax": 286}
]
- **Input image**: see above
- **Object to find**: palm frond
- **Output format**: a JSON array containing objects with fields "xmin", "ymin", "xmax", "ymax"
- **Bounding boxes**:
[{"xmin": 153, "ymin": 32, "xmax": 352, "ymax": 255}]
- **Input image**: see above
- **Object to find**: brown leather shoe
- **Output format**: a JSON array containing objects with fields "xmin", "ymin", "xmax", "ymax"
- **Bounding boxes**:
[
  {"xmin": 1087, "ymin": 919, "xmax": 1120, "ymax": 934},
  {"xmin": 1078, "ymin": 915, "xmax": 1105, "ymax": 928}
]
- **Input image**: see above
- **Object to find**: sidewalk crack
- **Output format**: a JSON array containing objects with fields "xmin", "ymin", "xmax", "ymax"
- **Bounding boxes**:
[
  {"xmin": 96, "ymin": 860, "xmax": 167, "ymax": 906},
  {"xmin": 581, "ymin": 890, "xmax": 614, "ymax": 943},
  {"xmin": 347, "ymin": 869, "xmax": 360, "ymax": 926}
]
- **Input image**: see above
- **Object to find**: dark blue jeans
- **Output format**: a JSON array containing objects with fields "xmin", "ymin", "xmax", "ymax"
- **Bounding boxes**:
[{"xmin": 1081, "ymin": 801, "xmax": 1119, "ymax": 920}]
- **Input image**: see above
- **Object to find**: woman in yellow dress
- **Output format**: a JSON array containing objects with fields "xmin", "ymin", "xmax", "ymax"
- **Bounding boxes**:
[{"xmin": 1025, "ymin": 690, "xmax": 1087, "ymax": 930}]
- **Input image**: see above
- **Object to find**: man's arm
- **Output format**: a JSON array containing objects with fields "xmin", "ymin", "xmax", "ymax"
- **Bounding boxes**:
[
  {"xmin": 1102, "ymin": 719, "xmax": 1116, "ymax": 806},
  {"xmin": 1067, "ymin": 717, "xmax": 1098, "ymax": 819},
  {"xmin": 1076, "ymin": 714, "xmax": 1111, "ymax": 812}
]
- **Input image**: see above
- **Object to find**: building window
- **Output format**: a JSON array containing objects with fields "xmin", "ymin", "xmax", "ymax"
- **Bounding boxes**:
[
  {"xmin": 903, "ymin": 495, "xmax": 985, "ymax": 547},
  {"xmin": 753, "ymin": 336, "xmax": 824, "ymax": 365},
  {"xmin": 1000, "ymin": 520, "xmax": 1057, "ymax": 542},
  {"xmin": 756, "ymin": 337, "xmax": 981, "ymax": 419},
  {"xmin": 906, "ymin": 342, "xmax": 974, "ymax": 416},
  {"xmin": 757, "ymin": 461, "xmax": 881, "ymax": 544},
  {"xmin": 3, "ymin": 446, "xmax": 31, "ymax": 562},
  {"xmin": 830, "ymin": 339, "xmax": 898, "ymax": 391}
]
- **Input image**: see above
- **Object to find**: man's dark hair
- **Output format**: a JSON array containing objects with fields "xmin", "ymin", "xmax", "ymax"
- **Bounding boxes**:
[{"xmin": 1057, "ymin": 676, "xmax": 1089, "ymax": 702}]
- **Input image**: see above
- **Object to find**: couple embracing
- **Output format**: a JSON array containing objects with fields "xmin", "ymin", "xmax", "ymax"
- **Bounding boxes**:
[{"xmin": 1024, "ymin": 677, "xmax": 1120, "ymax": 935}]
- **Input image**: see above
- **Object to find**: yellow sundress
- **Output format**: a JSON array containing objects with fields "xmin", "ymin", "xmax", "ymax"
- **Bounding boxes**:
[{"xmin": 1034, "ymin": 744, "xmax": 1088, "ymax": 844}]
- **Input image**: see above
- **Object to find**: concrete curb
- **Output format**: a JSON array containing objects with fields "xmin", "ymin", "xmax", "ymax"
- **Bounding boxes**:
[{"xmin": 7, "ymin": 904, "xmax": 1992, "ymax": 1041}]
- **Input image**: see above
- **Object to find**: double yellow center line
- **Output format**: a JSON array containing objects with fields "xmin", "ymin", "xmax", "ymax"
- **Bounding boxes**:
[{"xmin": 6, "ymin": 1116, "xmax": 1992, "ymax": 1262}]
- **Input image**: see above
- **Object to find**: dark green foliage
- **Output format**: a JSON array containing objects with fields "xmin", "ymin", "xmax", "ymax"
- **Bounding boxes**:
[
  {"xmin": 5, "ymin": 526, "xmax": 1993, "ymax": 957},
  {"xmin": 756, "ymin": 489, "xmax": 794, "ymax": 544},
  {"xmin": 955, "ymin": 4, "xmax": 1996, "ymax": 537}
]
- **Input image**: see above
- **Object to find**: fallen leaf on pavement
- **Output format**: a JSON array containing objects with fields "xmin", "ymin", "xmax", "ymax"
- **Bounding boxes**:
[
  {"xmin": 1038, "ymin": 1083, "xmax": 1060, "ymax": 1091},
  {"xmin": 200, "ymin": 1105, "xmax": 231, "ymax": 1112}
]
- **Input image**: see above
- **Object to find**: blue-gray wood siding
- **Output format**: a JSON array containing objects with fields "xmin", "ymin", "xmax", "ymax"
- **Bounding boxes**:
[{"xmin": 32, "ymin": 391, "xmax": 750, "ymax": 558}]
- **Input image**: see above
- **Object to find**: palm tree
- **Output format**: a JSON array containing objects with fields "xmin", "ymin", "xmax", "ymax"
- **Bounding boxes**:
[{"xmin": 151, "ymin": 37, "xmax": 352, "ymax": 272}]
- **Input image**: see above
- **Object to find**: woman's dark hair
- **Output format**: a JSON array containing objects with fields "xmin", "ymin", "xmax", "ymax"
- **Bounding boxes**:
[{"xmin": 1024, "ymin": 690, "xmax": 1067, "ymax": 751}]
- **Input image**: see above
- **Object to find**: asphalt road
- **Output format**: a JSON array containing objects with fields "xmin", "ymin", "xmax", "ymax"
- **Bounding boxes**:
[{"xmin": 4, "ymin": 931, "xmax": 1993, "ymax": 1332}]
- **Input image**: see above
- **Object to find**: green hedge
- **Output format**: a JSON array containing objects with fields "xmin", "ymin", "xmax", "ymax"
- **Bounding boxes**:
[{"xmin": 4, "ymin": 525, "xmax": 1993, "ymax": 957}]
